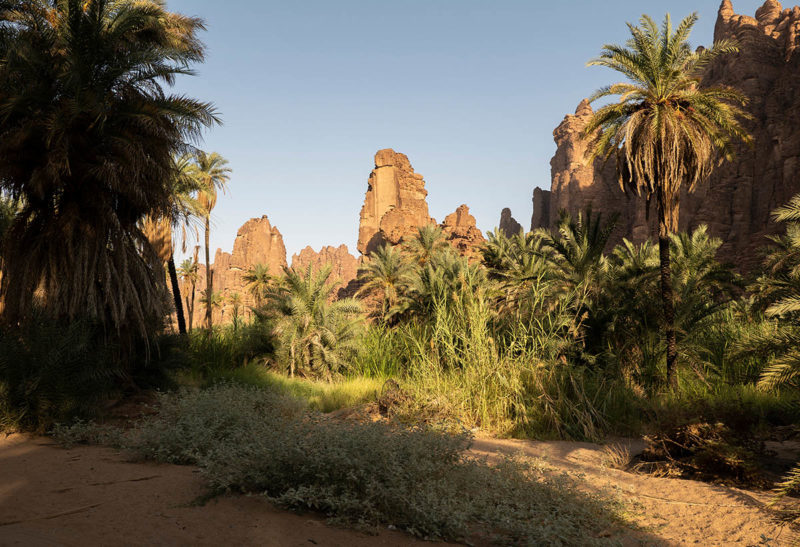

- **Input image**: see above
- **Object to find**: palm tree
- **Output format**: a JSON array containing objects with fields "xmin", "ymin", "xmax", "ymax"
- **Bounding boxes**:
[
  {"xmin": 0, "ymin": 0, "xmax": 217, "ymax": 347},
  {"xmin": 741, "ymin": 196, "xmax": 800, "ymax": 391},
  {"xmin": 228, "ymin": 292, "xmax": 243, "ymax": 330},
  {"xmin": 142, "ymin": 154, "xmax": 205, "ymax": 334},
  {"xmin": 539, "ymin": 208, "xmax": 619, "ymax": 302},
  {"xmin": 404, "ymin": 224, "xmax": 450, "ymax": 266},
  {"xmin": 178, "ymin": 257, "xmax": 199, "ymax": 331},
  {"xmin": 393, "ymin": 251, "xmax": 489, "ymax": 322},
  {"xmin": 264, "ymin": 265, "xmax": 363, "ymax": 380},
  {"xmin": 199, "ymin": 289, "xmax": 223, "ymax": 329},
  {"xmin": 584, "ymin": 13, "xmax": 751, "ymax": 386},
  {"xmin": 193, "ymin": 152, "xmax": 231, "ymax": 333},
  {"xmin": 356, "ymin": 244, "xmax": 412, "ymax": 317},
  {"xmin": 243, "ymin": 263, "xmax": 272, "ymax": 308},
  {"xmin": 481, "ymin": 229, "xmax": 553, "ymax": 322}
]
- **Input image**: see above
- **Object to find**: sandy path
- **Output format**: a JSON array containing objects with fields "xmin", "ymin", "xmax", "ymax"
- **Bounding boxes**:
[
  {"xmin": 0, "ymin": 434, "xmax": 793, "ymax": 546},
  {"xmin": 0, "ymin": 435, "xmax": 443, "ymax": 547},
  {"xmin": 470, "ymin": 437, "xmax": 794, "ymax": 546}
]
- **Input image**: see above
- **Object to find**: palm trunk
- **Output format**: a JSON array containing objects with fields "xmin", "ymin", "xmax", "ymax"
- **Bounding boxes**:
[
  {"xmin": 188, "ymin": 246, "xmax": 198, "ymax": 332},
  {"xmin": 658, "ymin": 222, "xmax": 678, "ymax": 388},
  {"xmin": 167, "ymin": 256, "xmax": 187, "ymax": 335},
  {"xmin": 205, "ymin": 216, "xmax": 213, "ymax": 334},
  {"xmin": 185, "ymin": 292, "xmax": 193, "ymax": 331}
]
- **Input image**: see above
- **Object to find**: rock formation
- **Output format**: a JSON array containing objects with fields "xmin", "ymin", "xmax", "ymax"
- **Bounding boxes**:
[
  {"xmin": 291, "ymin": 245, "xmax": 359, "ymax": 289},
  {"xmin": 441, "ymin": 204, "xmax": 486, "ymax": 259},
  {"xmin": 357, "ymin": 149, "xmax": 435, "ymax": 255},
  {"xmin": 533, "ymin": 0, "xmax": 800, "ymax": 269},
  {"xmin": 183, "ymin": 215, "xmax": 288, "ymax": 327},
  {"xmin": 499, "ymin": 208, "xmax": 523, "ymax": 237}
]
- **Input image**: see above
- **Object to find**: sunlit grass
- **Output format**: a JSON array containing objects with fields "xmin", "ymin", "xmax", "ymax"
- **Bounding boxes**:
[{"xmin": 195, "ymin": 362, "xmax": 383, "ymax": 413}]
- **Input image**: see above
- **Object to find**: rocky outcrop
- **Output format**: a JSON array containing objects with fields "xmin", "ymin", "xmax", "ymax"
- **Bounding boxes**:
[
  {"xmin": 357, "ymin": 149, "xmax": 435, "ymax": 255},
  {"xmin": 184, "ymin": 215, "xmax": 288, "ymax": 327},
  {"xmin": 291, "ymin": 244, "xmax": 359, "ymax": 288},
  {"xmin": 441, "ymin": 204, "xmax": 486, "ymax": 259},
  {"xmin": 533, "ymin": 1, "xmax": 800, "ymax": 269},
  {"xmin": 499, "ymin": 208, "xmax": 523, "ymax": 237}
]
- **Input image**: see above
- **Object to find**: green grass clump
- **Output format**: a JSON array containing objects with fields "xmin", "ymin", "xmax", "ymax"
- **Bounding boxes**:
[
  {"xmin": 206, "ymin": 363, "xmax": 383, "ymax": 413},
  {"xmin": 55, "ymin": 384, "xmax": 625, "ymax": 544}
]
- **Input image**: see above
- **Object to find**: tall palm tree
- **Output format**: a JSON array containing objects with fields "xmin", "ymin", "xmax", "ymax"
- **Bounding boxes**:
[
  {"xmin": 356, "ymin": 244, "xmax": 412, "ymax": 317},
  {"xmin": 199, "ymin": 289, "xmax": 223, "ymax": 329},
  {"xmin": 243, "ymin": 263, "xmax": 272, "ymax": 308},
  {"xmin": 0, "ymin": 0, "xmax": 217, "ymax": 347},
  {"xmin": 178, "ymin": 257, "xmax": 199, "ymax": 331},
  {"xmin": 142, "ymin": 154, "xmax": 204, "ymax": 334},
  {"xmin": 584, "ymin": 13, "xmax": 751, "ymax": 386},
  {"xmin": 193, "ymin": 151, "xmax": 231, "ymax": 333}
]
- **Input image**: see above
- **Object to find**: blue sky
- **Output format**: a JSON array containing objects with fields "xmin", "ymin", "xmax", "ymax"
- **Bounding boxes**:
[{"xmin": 167, "ymin": 0, "xmax": 767, "ymax": 261}]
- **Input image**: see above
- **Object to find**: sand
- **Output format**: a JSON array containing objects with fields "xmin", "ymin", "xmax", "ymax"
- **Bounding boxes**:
[{"xmin": 0, "ymin": 434, "xmax": 793, "ymax": 546}]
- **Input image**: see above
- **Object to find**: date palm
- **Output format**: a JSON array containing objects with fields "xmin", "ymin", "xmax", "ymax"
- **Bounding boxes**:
[
  {"xmin": 193, "ymin": 151, "xmax": 231, "ymax": 332},
  {"xmin": 0, "ymin": 0, "xmax": 217, "ymax": 348},
  {"xmin": 404, "ymin": 224, "xmax": 450, "ymax": 266},
  {"xmin": 356, "ymin": 244, "xmax": 412, "ymax": 317},
  {"xmin": 228, "ymin": 292, "xmax": 243, "ymax": 330},
  {"xmin": 199, "ymin": 289, "xmax": 223, "ymax": 329},
  {"xmin": 243, "ymin": 263, "xmax": 272, "ymax": 308},
  {"xmin": 265, "ymin": 265, "xmax": 363, "ymax": 380},
  {"xmin": 178, "ymin": 257, "xmax": 199, "ymax": 331},
  {"xmin": 539, "ymin": 208, "xmax": 619, "ymax": 303},
  {"xmin": 584, "ymin": 13, "xmax": 751, "ymax": 386},
  {"xmin": 142, "ymin": 154, "xmax": 204, "ymax": 334}
]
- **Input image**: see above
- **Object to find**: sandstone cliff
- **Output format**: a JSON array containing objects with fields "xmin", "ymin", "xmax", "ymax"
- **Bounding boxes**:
[
  {"xmin": 441, "ymin": 204, "xmax": 486, "ymax": 260},
  {"xmin": 184, "ymin": 215, "xmax": 288, "ymax": 327},
  {"xmin": 533, "ymin": 0, "xmax": 800, "ymax": 269},
  {"xmin": 357, "ymin": 149, "xmax": 435, "ymax": 255},
  {"xmin": 291, "ymin": 244, "xmax": 359, "ymax": 289},
  {"xmin": 499, "ymin": 208, "xmax": 523, "ymax": 237}
]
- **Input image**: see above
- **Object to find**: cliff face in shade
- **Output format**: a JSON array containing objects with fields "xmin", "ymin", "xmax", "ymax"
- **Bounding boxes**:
[
  {"xmin": 441, "ymin": 204, "xmax": 486, "ymax": 260},
  {"xmin": 499, "ymin": 208, "xmax": 523, "ymax": 237},
  {"xmin": 533, "ymin": 0, "xmax": 800, "ymax": 269},
  {"xmin": 183, "ymin": 216, "xmax": 288, "ymax": 327},
  {"xmin": 357, "ymin": 149, "xmax": 435, "ymax": 255},
  {"xmin": 291, "ymin": 244, "xmax": 360, "ymax": 289}
]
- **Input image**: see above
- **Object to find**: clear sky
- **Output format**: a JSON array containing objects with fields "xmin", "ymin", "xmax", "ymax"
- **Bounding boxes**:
[{"xmin": 167, "ymin": 0, "xmax": 768, "ymax": 262}]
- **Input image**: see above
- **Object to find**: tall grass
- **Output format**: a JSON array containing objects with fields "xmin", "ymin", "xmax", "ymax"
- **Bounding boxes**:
[{"xmin": 381, "ymin": 285, "xmax": 638, "ymax": 440}]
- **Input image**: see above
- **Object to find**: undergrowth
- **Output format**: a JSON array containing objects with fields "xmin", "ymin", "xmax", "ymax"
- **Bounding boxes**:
[{"xmin": 53, "ymin": 384, "xmax": 627, "ymax": 545}]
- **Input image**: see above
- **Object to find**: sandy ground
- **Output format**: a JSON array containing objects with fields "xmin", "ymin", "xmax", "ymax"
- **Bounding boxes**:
[
  {"xmin": 471, "ymin": 437, "xmax": 794, "ymax": 546},
  {"xmin": 0, "ymin": 435, "xmax": 443, "ymax": 547},
  {"xmin": 0, "ymin": 434, "xmax": 794, "ymax": 546}
]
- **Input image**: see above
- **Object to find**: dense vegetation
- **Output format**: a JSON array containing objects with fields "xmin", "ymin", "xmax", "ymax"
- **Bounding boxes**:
[{"xmin": 0, "ymin": 2, "xmax": 797, "ymax": 542}]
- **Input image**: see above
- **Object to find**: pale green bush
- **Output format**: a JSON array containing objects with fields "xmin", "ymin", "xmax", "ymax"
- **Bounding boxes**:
[{"xmin": 55, "ymin": 384, "xmax": 624, "ymax": 544}]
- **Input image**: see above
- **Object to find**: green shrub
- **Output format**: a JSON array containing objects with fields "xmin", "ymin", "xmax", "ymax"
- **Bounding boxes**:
[{"xmin": 59, "ymin": 384, "xmax": 625, "ymax": 544}]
